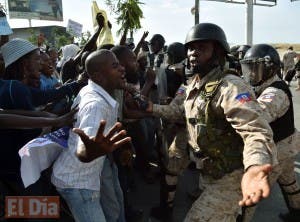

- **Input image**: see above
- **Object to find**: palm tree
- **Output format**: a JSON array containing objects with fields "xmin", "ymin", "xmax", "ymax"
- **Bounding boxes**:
[{"xmin": 105, "ymin": 0, "xmax": 144, "ymax": 38}]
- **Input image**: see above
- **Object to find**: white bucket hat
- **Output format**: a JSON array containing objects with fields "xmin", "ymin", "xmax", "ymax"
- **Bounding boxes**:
[{"xmin": 0, "ymin": 38, "xmax": 38, "ymax": 68}]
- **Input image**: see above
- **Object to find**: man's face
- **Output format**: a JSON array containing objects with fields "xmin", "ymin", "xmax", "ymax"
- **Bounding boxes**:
[
  {"xmin": 24, "ymin": 49, "xmax": 41, "ymax": 88},
  {"xmin": 48, "ymin": 50, "xmax": 58, "ymax": 66},
  {"xmin": 187, "ymin": 40, "xmax": 214, "ymax": 69},
  {"xmin": 40, "ymin": 53, "xmax": 54, "ymax": 77},
  {"xmin": 124, "ymin": 50, "xmax": 139, "ymax": 84},
  {"xmin": 150, "ymin": 41, "xmax": 161, "ymax": 54},
  {"xmin": 103, "ymin": 54, "xmax": 126, "ymax": 90}
]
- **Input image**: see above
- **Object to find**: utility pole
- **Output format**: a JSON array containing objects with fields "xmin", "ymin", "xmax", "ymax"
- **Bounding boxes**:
[
  {"xmin": 245, "ymin": 0, "xmax": 253, "ymax": 45},
  {"xmin": 202, "ymin": 0, "xmax": 277, "ymax": 45},
  {"xmin": 195, "ymin": 0, "xmax": 200, "ymax": 25}
]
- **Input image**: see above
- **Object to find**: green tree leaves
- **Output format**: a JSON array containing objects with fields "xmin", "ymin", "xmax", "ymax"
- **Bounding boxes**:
[{"xmin": 105, "ymin": 0, "xmax": 144, "ymax": 37}]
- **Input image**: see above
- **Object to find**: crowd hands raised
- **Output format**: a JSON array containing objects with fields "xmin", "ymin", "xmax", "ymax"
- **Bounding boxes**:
[{"xmin": 0, "ymin": 11, "xmax": 299, "ymax": 222}]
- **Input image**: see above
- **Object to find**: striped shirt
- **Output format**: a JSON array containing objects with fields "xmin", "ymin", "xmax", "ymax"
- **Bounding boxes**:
[{"xmin": 51, "ymin": 80, "xmax": 119, "ymax": 191}]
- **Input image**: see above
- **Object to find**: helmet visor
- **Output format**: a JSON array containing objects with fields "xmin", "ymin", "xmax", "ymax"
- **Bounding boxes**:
[{"xmin": 241, "ymin": 62, "xmax": 264, "ymax": 86}]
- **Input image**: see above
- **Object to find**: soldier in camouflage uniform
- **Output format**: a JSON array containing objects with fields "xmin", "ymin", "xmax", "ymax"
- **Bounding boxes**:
[
  {"xmin": 282, "ymin": 46, "xmax": 298, "ymax": 81},
  {"xmin": 241, "ymin": 44, "xmax": 300, "ymax": 222},
  {"xmin": 182, "ymin": 23, "xmax": 278, "ymax": 222}
]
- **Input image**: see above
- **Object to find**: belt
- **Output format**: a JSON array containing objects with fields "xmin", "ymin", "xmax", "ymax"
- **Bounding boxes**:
[{"xmin": 187, "ymin": 144, "xmax": 240, "ymax": 180}]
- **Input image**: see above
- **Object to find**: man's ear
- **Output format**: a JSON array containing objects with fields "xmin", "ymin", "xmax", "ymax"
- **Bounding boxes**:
[{"xmin": 91, "ymin": 71, "xmax": 103, "ymax": 82}]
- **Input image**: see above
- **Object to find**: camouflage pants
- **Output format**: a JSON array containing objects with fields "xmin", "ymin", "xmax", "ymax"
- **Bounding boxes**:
[
  {"xmin": 184, "ymin": 166, "xmax": 281, "ymax": 222},
  {"xmin": 277, "ymin": 132, "xmax": 300, "ymax": 210},
  {"xmin": 278, "ymin": 156, "xmax": 300, "ymax": 210},
  {"xmin": 184, "ymin": 169, "xmax": 244, "ymax": 222}
]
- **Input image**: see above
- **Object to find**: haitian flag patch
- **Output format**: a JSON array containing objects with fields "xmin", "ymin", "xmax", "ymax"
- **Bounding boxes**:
[
  {"xmin": 176, "ymin": 86, "xmax": 185, "ymax": 95},
  {"xmin": 235, "ymin": 92, "xmax": 252, "ymax": 104}
]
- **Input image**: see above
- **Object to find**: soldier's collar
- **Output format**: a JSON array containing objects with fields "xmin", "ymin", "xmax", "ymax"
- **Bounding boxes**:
[{"xmin": 195, "ymin": 67, "xmax": 221, "ymax": 89}]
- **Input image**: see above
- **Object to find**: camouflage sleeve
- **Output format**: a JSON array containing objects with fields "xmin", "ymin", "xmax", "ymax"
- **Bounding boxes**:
[
  {"xmin": 152, "ymin": 85, "xmax": 186, "ymax": 121},
  {"xmin": 216, "ymin": 75, "xmax": 277, "ymax": 169},
  {"xmin": 257, "ymin": 87, "xmax": 290, "ymax": 123}
]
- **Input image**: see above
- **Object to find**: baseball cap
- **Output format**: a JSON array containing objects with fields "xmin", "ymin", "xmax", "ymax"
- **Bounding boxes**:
[{"xmin": 0, "ymin": 38, "xmax": 38, "ymax": 68}]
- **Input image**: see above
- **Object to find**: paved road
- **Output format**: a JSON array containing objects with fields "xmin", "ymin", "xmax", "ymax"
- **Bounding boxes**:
[{"xmin": 129, "ymin": 80, "xmax": 300, "ymax": 222}]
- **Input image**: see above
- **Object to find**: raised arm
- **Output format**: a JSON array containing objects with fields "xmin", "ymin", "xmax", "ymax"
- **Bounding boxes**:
[
  {"xmin": 134, "ymin": 31, "xmax": 149, "ymax": 55},
  {"xmin": 73, "ymin": 13, "xmax": 105, "ymax": 64}
]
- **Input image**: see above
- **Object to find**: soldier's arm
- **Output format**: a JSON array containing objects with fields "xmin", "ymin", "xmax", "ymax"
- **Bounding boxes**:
[
  {"xmin": 151, "ymin": 92, "xmax": 185, "ymax": 121},
  {"xmin": 219, "ymin": 77, "xmax": 277, "ymax": 206},
  {"xmin": 218, "ymin": 76, "xmax": 277, "ymax": 170}
]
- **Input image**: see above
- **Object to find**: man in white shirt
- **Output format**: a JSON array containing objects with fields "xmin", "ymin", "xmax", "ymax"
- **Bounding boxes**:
[{"xmin": 52, "ymin": 49, "xmax": 127, "ymax": 222}]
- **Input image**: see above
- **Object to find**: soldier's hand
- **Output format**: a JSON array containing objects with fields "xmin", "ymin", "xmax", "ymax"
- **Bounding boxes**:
[{"xmin": 239, "ymin": 164, "xmax": 272, "ymax": 206}]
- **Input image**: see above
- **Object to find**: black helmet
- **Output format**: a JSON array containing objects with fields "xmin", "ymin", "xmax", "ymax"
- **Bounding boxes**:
[
  {"xmin": 230, "ymin": 45, "xmax": 240, "ymax": 58},
  {"xmin": 184, "ymin": 23, "xmax": 230, "ymax": 53},
  {"xmin": 237, "ymin": 45, "xmax": 251, "ymax": 60},
  {"xmin": 240, "ymin": 44, "xmax": 280, "ymax": 86},
  {"xmin": 167, "ymin": 42, "xmax": 186, "ymax": 64},
  {"xmin": 150, "ymin": 34, "xmax": 165, "ymax": 49},
  {"xmin": 243, "ymin": 44, "xmax": 280, "ymax": 66}
]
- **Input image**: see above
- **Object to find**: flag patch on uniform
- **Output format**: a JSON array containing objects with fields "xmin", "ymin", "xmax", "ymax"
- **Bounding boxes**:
[
  {"xmin": 235, "ymin": 92, "xmax": 252, "ymax": 104},
  {"xmin": 260, "ymin": 93, "xmax": 275, "ymax": 102},
  {"xmin": 176, "ymin": 86, "xmax": 185, "ymax": 95}
]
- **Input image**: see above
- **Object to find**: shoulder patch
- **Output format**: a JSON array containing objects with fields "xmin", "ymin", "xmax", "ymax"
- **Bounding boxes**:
[
  {"xmin": 260, "ymin": 92, "xmax": 275, "ymax": 103},
  {"xmin": 235, "ymin": 92, "xmax": 252, "ymax": 104},
  {"xmin": 176, "ymin": 86, "xmax": 186, "ymax": 95}
]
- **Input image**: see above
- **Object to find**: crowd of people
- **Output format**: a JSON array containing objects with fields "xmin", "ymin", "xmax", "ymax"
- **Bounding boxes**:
[{"xmin": 1, "ymin": 8, "xmax": 300, "ymax": 222}]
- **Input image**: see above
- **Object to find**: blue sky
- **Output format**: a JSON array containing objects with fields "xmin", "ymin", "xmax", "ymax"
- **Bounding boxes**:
[{"xmin": 4, "ymin": 0, "xmax": 300, "ymax": 45}]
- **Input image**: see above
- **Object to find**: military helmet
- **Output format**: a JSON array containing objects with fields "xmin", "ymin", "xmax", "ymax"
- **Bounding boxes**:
[
  {"xmin": 237, "ymin": 45, "xmax": 251, "ymax": 60},
  {"xmin": 149, "ymin": 34, "xmax": 165, "ymax": 48},
  {"xmin": 167, "ymin": 42, "xmax": 186, "ymax": 64},
  {"xmin": 243, "ymin": 44, "xmax": 280, "ymax": 66},
  {"xmin": 184, "ymin": 23, "xmax": 230, "ymax": 53},
  {"xmin": 240, "ymin": 44, "xmax": 280, "ymax": 86},
  {"xmin": 230, "ymin": 45, "xmax": 240, "ymax": 58}
]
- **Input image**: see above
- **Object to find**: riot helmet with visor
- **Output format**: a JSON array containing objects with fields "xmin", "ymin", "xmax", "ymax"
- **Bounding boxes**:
[{"xmin": 240, "ymin": 44, "xmax": 280, "ymax": 86}]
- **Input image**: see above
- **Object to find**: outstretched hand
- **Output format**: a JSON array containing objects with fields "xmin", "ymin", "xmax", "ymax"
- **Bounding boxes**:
[
  {"xmin": 239, "ymin": 164, "xmax": 272, "ymax": 206},
  {"xmin": 73, "ymin": 120, "xmax": 131, "ymax": 162}
]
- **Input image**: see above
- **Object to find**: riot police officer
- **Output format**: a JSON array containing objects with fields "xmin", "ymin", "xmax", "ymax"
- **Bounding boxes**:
[
  {"xmin": 183, "ymin": 23, "xmax": 278, "ymax": 222},
  {"xmin": 241, "ymin": 44, "xmax": 300, "ymax": 222}
]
